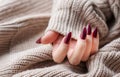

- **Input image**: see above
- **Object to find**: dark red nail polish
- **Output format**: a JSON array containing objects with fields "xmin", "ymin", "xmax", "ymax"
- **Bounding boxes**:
[
  {"xmin": 87, "ymin": 24, "xmax": 91, "ymax": 35},
  {"xmin": 36, "ymin": 37, "xmax": 41, "ymax": 44},
  {"xmin": 80, "ymin": 27, "xmax": 87, "ymax": 39},
  {"xmin": 93, "ymin": 27, "xmax": 97, "ymax": 38},
  {"xmin": 64, "ymin": 32, "xmax": 72, "ymax": 44}
]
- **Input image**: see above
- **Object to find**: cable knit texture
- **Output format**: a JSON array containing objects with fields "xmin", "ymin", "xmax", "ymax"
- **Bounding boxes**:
[{"xmin": 0, "ymin": 0, "xmax": 120, "ymax": 77}]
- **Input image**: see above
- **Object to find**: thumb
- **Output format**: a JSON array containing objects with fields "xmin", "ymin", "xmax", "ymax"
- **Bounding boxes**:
[{"xmin": 36, "ymin": 31, "xmax": 59, "ymax": 44}]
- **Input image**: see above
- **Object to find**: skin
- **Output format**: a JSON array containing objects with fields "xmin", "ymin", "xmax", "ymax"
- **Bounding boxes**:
[
  {"xmin": 91, "ymin": 33, "xmax": 99, "ymax": 55},
  {"xmin": 52, "ymin": 37, "xmax": 69, "ymax": 63},
  {"xmin": 81, "ymin": 34, "xmax": 92, "ymax": 61},
  {"xmin": 39, "ymin": 30, "xmax": 99, "ymax": 65},
  {"xmin": 68, "ymin": 38, "xmax": 86, "ymax": 65}
]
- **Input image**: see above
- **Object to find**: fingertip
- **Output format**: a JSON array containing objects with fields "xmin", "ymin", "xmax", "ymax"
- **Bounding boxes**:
[{"xmin": 36, "ymin": 37, "xmax": 41, "ymax": 44}]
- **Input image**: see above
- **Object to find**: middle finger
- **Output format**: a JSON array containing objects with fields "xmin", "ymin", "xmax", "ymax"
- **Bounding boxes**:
[{"xmin": 68, "ymin": 27, "xmax": 87, "ymax": 65}]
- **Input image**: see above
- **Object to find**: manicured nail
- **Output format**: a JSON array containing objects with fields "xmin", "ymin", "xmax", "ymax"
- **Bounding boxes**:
[
  {"xmin": 93, "ymin": 27, "xmax": 97, "ymax": 38},
  {"xmin": 36, "ymin": 37, "xmax": 41, "ymax": 44},
  {"xmin": 80, "ymin": 27, "xmax": 87, "ymax": 39},
  {"xmin": 87, "ymin": 24, "xmax": 91, "ymax": 35},
  {"xmin": 64, "ymin": 32, "xmax": 72, "ymax": 44}
]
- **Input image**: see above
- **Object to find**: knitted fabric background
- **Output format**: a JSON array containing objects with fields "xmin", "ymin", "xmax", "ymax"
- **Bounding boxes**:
[{"xmin": 0, "ymin": 0, "xmax": 120, "ymax": 77}]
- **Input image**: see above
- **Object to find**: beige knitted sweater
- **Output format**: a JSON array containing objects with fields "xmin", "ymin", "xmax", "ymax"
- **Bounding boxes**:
[{"xmin": 0, "ymin": 0, "xmax": 120, "ymax": 77}]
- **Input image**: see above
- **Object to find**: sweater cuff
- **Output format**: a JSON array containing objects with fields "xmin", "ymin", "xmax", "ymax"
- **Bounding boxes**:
[{"xmin": 46, "ymin": 0, "xmax": 108, "ymax": 40}]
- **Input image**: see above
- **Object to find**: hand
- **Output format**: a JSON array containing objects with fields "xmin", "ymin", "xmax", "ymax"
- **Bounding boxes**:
[{"xmin": 36, "ymin": 25, "xmax": 99, "ymax": 65}]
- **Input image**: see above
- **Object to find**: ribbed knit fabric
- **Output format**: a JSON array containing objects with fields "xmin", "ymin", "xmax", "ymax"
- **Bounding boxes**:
[
  {"xmin": 46, "ymin": 0, "xmax": 109, "ymax": 40},
  {"xmin": 0, "ymin": 0, "xmax": 120, "ymax": 77}
]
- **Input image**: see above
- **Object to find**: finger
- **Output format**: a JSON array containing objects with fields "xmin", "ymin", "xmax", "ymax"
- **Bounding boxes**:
[
  {"xmin": 52, "ymin": 32, "xmax": 72, "ymax": 63},
  {"xmin": 91, "ymin": 27, "xmax": 99, "ymax": 55},
  {"xmin": 81, "ymin": 25, "xmax": 92, "ymax": 61},
  {"xmin": 67, "ymin": 48, "xmax": 73, "ymax": 60},
  {"xmin": 67, "ymin": 40, "xmax": 76, "ymax": 59},
  {"xmin": 52, "ymin": 36, "xmax": 63, "ymax": 52},
  {"xmin": 67, "ymin": 39, "xmax": 76, "ymax": 60},
  {"xmin": 36, "ymin": 31, "xmax": 59, "ymax": 44},
  {"xmin": 68, "ymin": 27, "xmax": 87, "ymax": 65}
]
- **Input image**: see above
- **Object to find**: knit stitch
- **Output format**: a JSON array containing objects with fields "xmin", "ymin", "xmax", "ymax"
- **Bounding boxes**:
[{"xmin": 0, "ymin": 0, "xmax": 120, "ymax": 77}]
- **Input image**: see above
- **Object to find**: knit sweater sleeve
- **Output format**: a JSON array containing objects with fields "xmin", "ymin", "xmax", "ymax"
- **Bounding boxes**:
[
  {"xmin": 93, "ymin": 0, "xmax": 120, "ymax": 46},
  {"xmin": 45, "ymin": 0, "xmax": 109, "ymax": 40}
]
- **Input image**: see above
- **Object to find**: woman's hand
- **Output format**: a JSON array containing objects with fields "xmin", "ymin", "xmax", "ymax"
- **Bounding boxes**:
[{"xmin": 36, "ymin": 25, "xmax": 99, "ymax": 65}]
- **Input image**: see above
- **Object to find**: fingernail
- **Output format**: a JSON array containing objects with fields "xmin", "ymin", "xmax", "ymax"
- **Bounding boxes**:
[
  {"xmin": 36, "ymin": 37, "xmax": 41, "ymax": 44},
  {"xmin": 87, "ymin": 24, "xmax": 91, "ymax": 35},
  {"xmin": 93, "ymin": 27, "xmax": 97, "ymax": 38},
  {"xmin": 80, "ymin": 27, "xmax": 87, "ymax": 39},
  {"xmin": 64, "ymin": 32, "xmax": 72, "ymax": 44}
]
